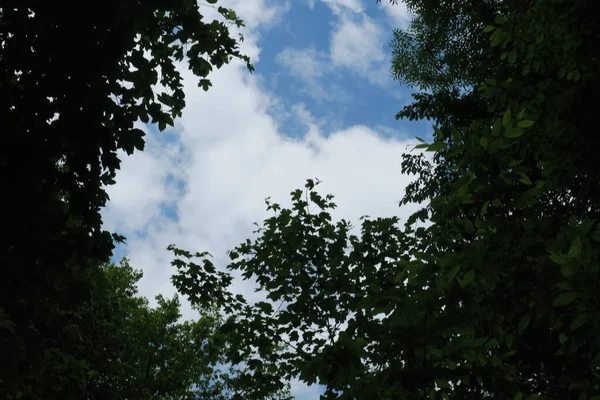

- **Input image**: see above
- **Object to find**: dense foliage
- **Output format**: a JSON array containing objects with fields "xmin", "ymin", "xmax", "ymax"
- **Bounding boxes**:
[
  {"xmin": 171, "ymin": 0, "xmax": 600, "ymax": 399},
  {"xmin": 0, "ymin": 0, "xmax": 251, "ymax": 398},
  {"xmin": 35, "ymin": 258, "xmax": 290, "ymax": 400},
  {"xmin": 3, "ymin": 0, "xmax": 599, "ymax": 399}
]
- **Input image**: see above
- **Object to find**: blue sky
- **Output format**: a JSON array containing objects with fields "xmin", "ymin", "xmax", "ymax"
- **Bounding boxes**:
[{"xmin": 103, "ymin": 0, "xmax": 428, "ymax": 397}]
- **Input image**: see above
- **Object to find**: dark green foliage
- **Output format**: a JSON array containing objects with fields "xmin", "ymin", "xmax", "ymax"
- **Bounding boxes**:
[
  {"xmin": 172, "ymin": 0, "xmax": 600, "ymax": 399},
  {"xmin": 0, "ymin": 1, "xmax": 251, "ymax": 397},
  {"xmin": 50, "ymin": 258, "xmax": 291, "ymax": 400}
]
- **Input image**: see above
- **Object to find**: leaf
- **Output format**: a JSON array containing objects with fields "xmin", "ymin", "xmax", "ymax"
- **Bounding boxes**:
[
  {"xmin": 559, "ymin": 332, "xmax": 567, "ymax": 345},
  {"xmin": 517, "ymin": 120, "xmax": 535, "ymax": 128},
  {"xmin": 568, "ymin": 237, "xmax": 582, "ymax": 257},
  {"xmin": 479, "ymin": 137, "xmax": 488, "ymax": 149},
  {"xmin": 549, "ymin": 253, "xmax": 569, "ymax": 265},
  {"xmin": 518, "ymin": 314, "xmax": 530, "ymax": 333},
  {"xmin": 435, "ymin": 379, "xmax": 450, "ymax": 389},
  {"xmin": 446, "ymin": 265, "xmax": 461, "ymax": 284},
  {"xmin": 514, "ymin": 392, "xmax": 523, "ymax": 400},
  {"xmin": 481, "ymin": 200, "xmax": 490, "ymax": 217},
  {"xmin": 553, "ymin": 292, "xmax": 578, "ymax": 307},
  {"xmin": 561, "ymin": 264, "xmax": 574, "ymax": 278},
  {"xmin": 518, "ymin": 173, "xmax": 532, "ymax": 185},
  {"xmin": 483, "ymin": 25, "xmax": 496, "ymax": 33},
  {"xmin": 504, "ymin": 127, "xmax": 524, "ymax": 138},
  {"xmin": 503, "ymin": 107, "xmax": 512, "ymax": 127},
  {"xmin": 462, "ymin": 270, "xmax": 476, "ymax": 287},
  {"xmin": 505, "ymin": 334, "xmax": 514, "ymax": 349},
  {"xmin": 570, "ymin": 313, "xmax": 589, "ymax": 330},
  {"xmin": 509, "ymin": 159, "xmax": 523, "ymax": 167},
  {"xmin": 428, "ymin": 141, "xmax": 447, "ymax": 151},
  {"xmin": 492, "ymin": 120, "xmax": 502, "ymax": 137},
  {"xmin": 558, "ymin": 66, "xmax": 566, "ymax": 79}
]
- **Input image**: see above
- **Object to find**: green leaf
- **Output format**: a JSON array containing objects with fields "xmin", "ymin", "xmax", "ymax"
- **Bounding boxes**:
[
  {"xmin": 518, "ymin": 173, "xmax": 532, "ymax": 185},
  {"xmin": 461, "ymin": 270, "xmax": 476, "ymax": 287},
  {"xmin": 505, "ymin": 334, "xmax": 514, "ymax": 349},
  {"xmin": 503, "ymin": 108, "xmax": 512, "ymax": 127},
  {"xmin": 568, "ymin": 237, "xmax": 582, "ymax": 257},
  {"xmin": 435, "ymin": 379, "xmax": 450, "ymax": 389},
  {"xmin": 549, "ymin": 253, "xmax": 569, "ymax": 265},
  {"xmin": 428, "ymin": 141, "xmax": 447, "ymax": 151},
  {"xmin": 446, "ymin": 265, "xmax": 461, "ymax": 284},
  {"xmin": 558, "ymin": 66, "xmax": 566, "ymax": 79},
  {"xmin": 483, "ymin": 25, "xmax": 496, "ymax": 33},
  {"xmin": 517, "ymin": 120, "xmax": 535, "ymax": 128},
  {"xmin": 561, "ymin": 264, "xmax": 574, "ymax": 278},
  {"xmin": 481, "ymin": 200, "xmax": 490, "ymax": 217},
  {"xmin": 479, "ymin": 137, "xmax": 488, "ymax": 149},
  {"xmin": 518, "ymin": 314, "xmax": 530, "ymax": 333},
  {"xmin": 492, "ymin": 120, "xmax": 502, "ymax": 137},
  {"xmin": 514, "ymin": 392, "xmax": 523, "ymax": 400},
  {"xmin": 559, "ymin": 332, "xmax": 567, "ymax": 345},
  {"xmin": 504, "ymin": 127, "xmax": 524, "ymax": 138},
  {"xmin": 570, "ymin": 313, "xmax": 589, "ymax": 330},
  {"xmin": 553, "ymin": 292, "xmax": 578, "ymax": 307}
]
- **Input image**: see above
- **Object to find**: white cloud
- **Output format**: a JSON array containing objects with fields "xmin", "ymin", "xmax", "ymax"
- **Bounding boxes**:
[
  {"xmin": 321, "ymin": 0, "xmax": 364, "ymax": 14},
  {"xmin": 275, "ymin": 46, "xmax": 345, "ymax": 101},
  {"xmin": 276, "ymin": 14, "xmax": 392, "ymax": 96},
  {"xmin": 216, "ymin": 0, "xmax": 290, "ymax": 30},
  {"xmin": 276, "ymin": 46, "xmax": 328, "ymax": 82},
  {"xmin": 330, "ymin": 14, "xmax": 390, "ymax": 86},
  {"xmin": 380, "ymin": 0, "xmax": 413, "ymax": 29},
  {"xmin": 103, "ymin": 0, "xmax": 423, "ymax": 398},
  {"xmin": 102, "ymin": 126, "xmax": 183, "ymax": 235}
]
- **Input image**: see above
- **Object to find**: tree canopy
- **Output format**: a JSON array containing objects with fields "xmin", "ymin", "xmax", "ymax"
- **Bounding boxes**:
[
  {"xmin": 2, "ymin": 0, "xmax": 600, "ymax": 399},
  {"xmin": 28, "ymin": 258, "xmax": 291, "ymax": 400},
  {"xmin": 170, "ymin": 0, "xmax": 600, "ymax": 399},
  {"xmin": 0, "ymin": 0, "xmax": 252, "ymax": 397}
]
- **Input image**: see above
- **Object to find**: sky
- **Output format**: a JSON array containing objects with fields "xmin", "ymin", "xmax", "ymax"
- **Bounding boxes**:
[{"xmin": 102, "ymin": 0, "xmax": 431, "ymax": 397}]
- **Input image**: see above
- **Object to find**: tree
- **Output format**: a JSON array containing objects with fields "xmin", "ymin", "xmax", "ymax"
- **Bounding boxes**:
[
  {"xmin": 171, "ymin": 0, "xmax": 600, "ymax": 398},
  {"xmin": 0, "ymin": 1, "xmax": 252, "ymax": 397},
  {"xmin": 28, "ymin": 258, "xmax": 292, "ymax": 400}
]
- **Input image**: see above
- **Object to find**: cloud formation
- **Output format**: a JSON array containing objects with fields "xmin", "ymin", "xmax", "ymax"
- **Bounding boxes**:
[
  {"xmin": 330, "ymin": 13, "xmax": 389, "ymax": 85},
  {"xmin": 102, "ymin": 0, "xmax": 421, "ymax": 398}
]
